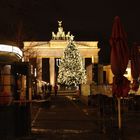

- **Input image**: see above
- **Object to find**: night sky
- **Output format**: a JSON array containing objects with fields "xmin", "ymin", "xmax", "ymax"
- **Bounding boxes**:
[{"xmin": 0, "ymin": 0, "xmax": 140, "ymax": 64}]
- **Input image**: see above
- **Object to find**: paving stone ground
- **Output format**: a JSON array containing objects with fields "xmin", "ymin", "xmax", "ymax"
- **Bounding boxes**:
[{"xmin": 16, "ymin": 94, "xmax": 140, "ymax": 140}]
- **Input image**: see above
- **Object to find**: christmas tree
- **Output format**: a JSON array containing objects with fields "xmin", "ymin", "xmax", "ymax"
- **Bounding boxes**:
[{"xmin": 57, "ymin": 35, "xmax": 87, "ymax": 86}]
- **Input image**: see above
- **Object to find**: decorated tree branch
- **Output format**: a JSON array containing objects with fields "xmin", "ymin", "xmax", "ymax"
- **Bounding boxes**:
[{"xmin": 57, "ymin": 35, "xmax": 87, "ymax": 86}]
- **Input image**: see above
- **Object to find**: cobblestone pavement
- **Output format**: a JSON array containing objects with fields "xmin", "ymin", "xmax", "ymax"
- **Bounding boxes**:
[{"xmin": 17, "ymin": 95, "xmax": 140, "ymax": 140}]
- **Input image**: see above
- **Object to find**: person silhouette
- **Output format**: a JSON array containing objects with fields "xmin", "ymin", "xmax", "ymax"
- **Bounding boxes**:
[
  {"xmin": 48, "ymin": 83, "xmax": 52, "ymax": 96},
  {"xmin": 54, "ymin": 83, "xmax": 58, "ymax": 96}
]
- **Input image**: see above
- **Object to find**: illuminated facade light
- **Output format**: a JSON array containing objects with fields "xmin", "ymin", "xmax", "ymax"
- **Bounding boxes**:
[
  {"xmin": 24, "ymin": 21, "xmax": 99, "ymax": 87},
  {"xmin": 0, "ymin": 44, "xmax": 23, "ymax": 58},
  {"xmin": 56, "ymin": 58, "xmax": 61, "ymax": 67}
]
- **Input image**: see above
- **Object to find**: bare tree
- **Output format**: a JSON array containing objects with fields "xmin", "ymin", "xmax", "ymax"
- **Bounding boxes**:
[{"xmin": 23, "ymin": 42, "xmax": 42, "ymax": 79}]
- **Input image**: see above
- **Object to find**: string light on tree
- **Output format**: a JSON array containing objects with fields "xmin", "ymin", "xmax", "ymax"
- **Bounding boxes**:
[{"xmin": 57, "ymin": 35, "xmax": 87, "ymax": 86}]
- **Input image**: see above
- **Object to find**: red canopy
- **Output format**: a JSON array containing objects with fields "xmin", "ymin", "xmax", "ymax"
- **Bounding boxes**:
[
  {"xmin": 130, "ymin": 43, "xmax": 140, "ymax": 91},
  {"xmin": 110, "ymin": 16, "xmax": 130, "ymax": 97}
]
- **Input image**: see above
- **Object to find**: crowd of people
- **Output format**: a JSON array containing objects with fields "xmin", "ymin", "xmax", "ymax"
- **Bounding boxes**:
[
  {"xmin": 41, "ymin": 83, "xmax": 58, "ymax": 99},
  {"xmin": 32, "ymin": 82, "xmax": 59, "ymax": 100}
]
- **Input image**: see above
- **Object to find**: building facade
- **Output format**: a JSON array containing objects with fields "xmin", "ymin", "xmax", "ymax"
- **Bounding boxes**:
[
  {"xmin": 0, "ymin": 44, "xmax": 23, "ymax": 104},
  {"xmin": 23, "ymin": 21, "xmax": 100, "ymax": 89}
]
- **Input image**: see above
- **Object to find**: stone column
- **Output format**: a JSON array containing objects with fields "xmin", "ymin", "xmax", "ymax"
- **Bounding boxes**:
[
  {"xmin": 94, "ymin": 55, "xmax": 98, "ymax": 64},
  {"xmin": 0, "ymin": 65, "xmax": 12, "ymax": 105},
  {"xmin": 98, "ymin": 64, "xmax": 103, "ymax": 85},
  {"xmin": 82, "ymin": 57, "xmax": 85, "ymax": 68},
  {"xmin": 49, "ymin": 57, "xmax": 55, "ymax": 87},
  {"xmin": 37, "ymin": 58, "xmax": 42, "ymax": 81},
  {"xmin": 3, "ymin": 65, "xmax": 11, "ymax": 95}
]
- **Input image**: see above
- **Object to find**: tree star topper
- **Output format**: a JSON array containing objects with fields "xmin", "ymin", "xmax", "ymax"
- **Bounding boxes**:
[{"xmin": 70, "ymin": 35, "xmax": 74, "ymax": 42}]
